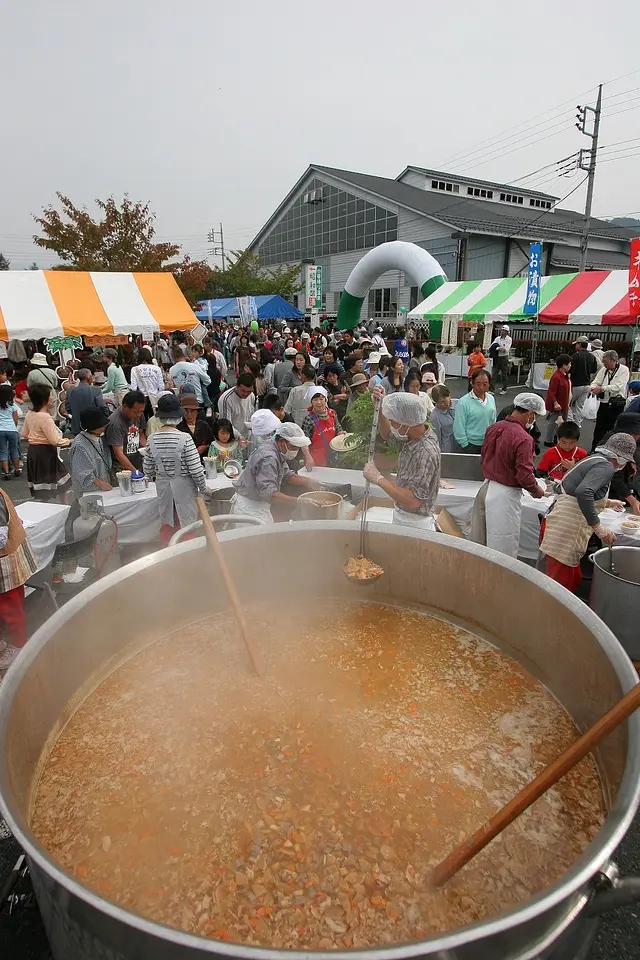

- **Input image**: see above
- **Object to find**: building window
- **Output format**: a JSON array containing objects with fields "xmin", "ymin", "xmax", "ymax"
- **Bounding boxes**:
[
  {"xmin": 468, "ymin": 187, "xmax": 494, "ymax": 199},
  {"xmin": 368, "ymin": 287, "xmax": 396, "ymax": 319},
  {"xmin": 256, "ymin": 177, "xmax": 397, "ymax": 265},
  {"xmin": 409, "ymin": 286, "xmax": 419, "ymax": 311},
  {"xmin": 499, "ymin": 192, "xmax": 525, "ymax": 205},
  {"xmin": 432, "ymin": 180, "xmax": 459, "ymax": 194},
  {"xmin": 292, "ymin": 295, "xmax": 299, "ymax": 309},
  {"xmin": 529, "ymin": 198, "xmax": 552, "ymax": 209}
]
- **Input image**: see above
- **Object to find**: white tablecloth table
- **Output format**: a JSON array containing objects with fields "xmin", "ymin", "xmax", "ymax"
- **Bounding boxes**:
[
  {"xmin": 16, "ymin": 501, "xmax": 70, "ymax": 572},
  {"xmin": 99, "ymin": 484, "xmax": 162, "ymax": 544}
]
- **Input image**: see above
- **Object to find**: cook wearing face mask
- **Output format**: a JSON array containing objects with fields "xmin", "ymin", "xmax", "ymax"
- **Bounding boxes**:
[
  {"xmin": 363, "ymin": 388, "xmax": 441, "ymax": 531},
  {"xmin": 470, "ymin": 393, "xmax": 547, "ymax": 559},
  {"xmin": 540, "ymin": 432, "xmax": 635, "ymax": 592},
  {"xmin": 230, "ymin": 421, "xmax": 321, "ymax": 523}
]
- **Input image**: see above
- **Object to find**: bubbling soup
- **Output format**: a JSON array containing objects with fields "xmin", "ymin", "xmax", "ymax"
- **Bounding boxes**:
[{"xmin": 31, "ymin": 601, "xmax": 604, "ymax": 950}]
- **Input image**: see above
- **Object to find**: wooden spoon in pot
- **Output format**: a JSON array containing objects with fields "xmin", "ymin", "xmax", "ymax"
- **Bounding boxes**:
[
  {"xmin": 196, "ymin": 497, "xmax": 262, "ymax": 676},
  {"xmin": 429, "ymin": 681, "xmax": 640, "ymax": 887}
]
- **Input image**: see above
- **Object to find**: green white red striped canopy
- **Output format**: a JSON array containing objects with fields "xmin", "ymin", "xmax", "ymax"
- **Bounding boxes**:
[{"xmin": 409, "ymin": 270, "xmax": 633, "ymax": 326}]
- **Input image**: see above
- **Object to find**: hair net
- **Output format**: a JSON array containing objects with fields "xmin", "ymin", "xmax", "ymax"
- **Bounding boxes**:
[
  {"xmin": 513, "ymin": 393, "xmax": 546, "ymax": 417},
  {"xmin": 381, "ymin": 392, "xmax": 427, "ymax": 427},
  {"xmin": 596, "ymin": 433, "xmax": 637, "ymax": 464},
  {"xmin": 275, "ymin": 422, "xmax": 311, "ymax": 447}
]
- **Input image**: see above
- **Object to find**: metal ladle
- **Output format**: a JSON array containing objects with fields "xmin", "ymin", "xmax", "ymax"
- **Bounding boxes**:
[{"xmin": 344, "ymin": 397, "xmax": 383, "ymax": 584}]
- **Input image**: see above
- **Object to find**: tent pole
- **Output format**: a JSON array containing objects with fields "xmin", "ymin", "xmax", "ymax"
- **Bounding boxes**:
[{"xmin": 529, "ymin": 312, "xmax": 539, "ymax": 389}]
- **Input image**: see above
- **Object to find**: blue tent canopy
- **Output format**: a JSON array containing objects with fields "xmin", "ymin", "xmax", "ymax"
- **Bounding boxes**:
[{"xmin": 195, "ymin": 295, "xmax": 303, "ymax": 322}]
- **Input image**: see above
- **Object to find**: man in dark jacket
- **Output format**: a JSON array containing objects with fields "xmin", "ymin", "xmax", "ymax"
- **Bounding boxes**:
[
  {"xmin": 66, "ymin": 369, "xmax": 108, "ymax": 436},
  {"xmin": 568, "ymin": 336, "xmax": 597, "ymax": 426}
]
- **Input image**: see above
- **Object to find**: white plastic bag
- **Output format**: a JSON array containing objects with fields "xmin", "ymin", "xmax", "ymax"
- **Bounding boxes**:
[{"xmin": 582, "ymin": 394, "xmax": 599, "ymax": 421}]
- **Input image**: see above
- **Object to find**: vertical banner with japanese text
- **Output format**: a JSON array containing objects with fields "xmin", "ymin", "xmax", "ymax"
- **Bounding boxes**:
[
  {"xmin": 523, "ymin": 242, "xmax": 542, "ymax": 315},
  {"xmin": 629, "ymin": 238, "xmax": 640, "ymax": 320}
]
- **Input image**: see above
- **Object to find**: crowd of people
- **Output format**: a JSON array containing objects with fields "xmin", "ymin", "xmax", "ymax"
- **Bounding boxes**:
[{"xmin": 0, "ymin": 319, "xmax": 638, "ymax": 675}]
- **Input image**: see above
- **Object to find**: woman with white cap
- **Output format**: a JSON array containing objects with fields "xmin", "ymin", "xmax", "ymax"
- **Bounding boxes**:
[
  {"xmin": 301, "ymin": 385, "xmax": 345, "ymax": 467},
  {"xmin": 540, "ymin": 433, "xmax": 633, "ymax": 592},
  {"xmin": 471, "ymin": 392, "xmax": 546, "ymax": 558},
  {"xmin": 230, "ymin": 422, "xmax": 320, "ymax": 523},
  {"xmin": 363, "ymin": 390, "xmax": 441, "ymax": 531}
]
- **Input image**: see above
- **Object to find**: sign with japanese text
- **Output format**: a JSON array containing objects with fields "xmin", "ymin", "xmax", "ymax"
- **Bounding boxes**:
[
  {"xmin": 629, "ymin": 238, "xmax": 640, "ymax": 319},
  {"xmin": 523, "ymin": 242, "xmax": 542, "ymax": 315},
  {"xmin": 305, "ymin": 265, "xmax": 322, "ymax": 309},
  {"xmin": 84, "ymin": 335, "xmax": 129, "ymax": 347}
]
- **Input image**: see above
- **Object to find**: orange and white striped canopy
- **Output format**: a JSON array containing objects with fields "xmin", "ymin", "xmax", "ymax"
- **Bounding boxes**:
[{"xmin": 0, "ymin": 271, "xmax": 195, "ymax": 341}]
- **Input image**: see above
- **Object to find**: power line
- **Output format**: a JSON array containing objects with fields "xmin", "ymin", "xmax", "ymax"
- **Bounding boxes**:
[
  {"xmin": 433, "ymin": 87, "xmax": 595, "ymax": 168},
  {"xmin": 603, "ymin": 85, "xmax": 640, "ymax": 101},
  {"xmin": 447, "ymin": 112, "xmax": 576, "ymax": 174},
  {"xmin": 454, "ymin": 124, "xmax": 572, "ymax": 176}
]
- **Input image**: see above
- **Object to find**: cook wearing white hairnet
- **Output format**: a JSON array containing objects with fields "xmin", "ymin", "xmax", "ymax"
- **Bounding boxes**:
[
  {"xmin": 470, "ymin": 392, "xmax": 545, "ymax": 559},
  {"xmin": 362, "ymin": 387, "xmax": 441, "ymax": 531},
  {"xmin": 230, "ymin": 421, "xmax": 321, "ymax": 524}
]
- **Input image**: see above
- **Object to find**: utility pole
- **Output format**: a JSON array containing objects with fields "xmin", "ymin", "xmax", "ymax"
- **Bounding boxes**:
[
  {"xmin": 207, "ymin": 222, "xmax": 225, "ymax": 271},
  {"xmin": 576, "ymin": 84, "xmax": 602, "ymax": 272}
]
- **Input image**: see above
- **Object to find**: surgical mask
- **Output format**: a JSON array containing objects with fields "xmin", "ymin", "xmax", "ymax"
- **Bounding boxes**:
[
  {"xmin": 282, "ymin": 446, "xmax": 298, "ymax": 460},
  {"xmin": 389, "ymin": 425, "xmax": 409, "ymax": 442}
]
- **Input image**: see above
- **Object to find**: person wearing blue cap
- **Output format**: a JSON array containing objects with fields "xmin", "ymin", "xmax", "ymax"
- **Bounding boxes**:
[{"xmin": 625, "ymin": 380, "xmax": 640, "ymax": 414}]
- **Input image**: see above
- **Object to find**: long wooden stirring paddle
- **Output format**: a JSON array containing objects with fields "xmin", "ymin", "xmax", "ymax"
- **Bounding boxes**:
[
  {"xmin": 429, "ymin": 681, "xmax": 640, "ymax": 888},
  {"xmin": 196, "ymin": 497, "xmax": 262, "ymax": 676}
]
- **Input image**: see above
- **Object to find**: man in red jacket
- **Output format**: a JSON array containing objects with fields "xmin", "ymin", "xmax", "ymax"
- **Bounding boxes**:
[{"xmin": 544, "ymin": 354, "xmax": 572, "ymax": 447}]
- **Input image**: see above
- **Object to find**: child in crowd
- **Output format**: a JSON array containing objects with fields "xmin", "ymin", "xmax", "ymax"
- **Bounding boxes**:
[
  {"xmin": 467, "ymin": 344, "xmax": 486, "ymax": 384},
  {"xmin": 0, "ymin": 384, "xmax": 22, "ymax": 480},
  {"xmin": 536, "ymin": 421, "xmax": 588, "ymax": 481},
  {"xmin": 209, "ymin": 418, "xmax": 239, "ymax": 460},
  {"xmin": 429, "ymin": 385, "xmax": 456, "ymax": 453}
]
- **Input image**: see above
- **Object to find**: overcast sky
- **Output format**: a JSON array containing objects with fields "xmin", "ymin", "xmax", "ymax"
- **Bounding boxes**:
[{"xmin": 1, "ymin": 0, "xmax": 639, "ymax": 268}]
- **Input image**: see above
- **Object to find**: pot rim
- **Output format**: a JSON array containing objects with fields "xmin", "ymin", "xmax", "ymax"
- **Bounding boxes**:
[
  {"xmin": 1, "ymin": 522, "xmax": 639, "ymax": 958},
  {"xmin": 591, "ymin": 545, "xmax": 640, "ymax": 588}
]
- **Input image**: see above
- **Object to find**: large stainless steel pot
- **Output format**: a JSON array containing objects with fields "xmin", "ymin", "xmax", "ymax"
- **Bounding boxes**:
[
  {"xmin": 1, "ymin": 522, "xmax": 640, "ymax": 960},
  {"xmin": 590, "ymin": 545, "xmax": 640, "ymax": 660}
]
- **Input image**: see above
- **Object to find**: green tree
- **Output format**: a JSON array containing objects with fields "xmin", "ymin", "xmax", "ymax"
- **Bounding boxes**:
[
  {"xmin": 33, "ymin": 193, "xmax": 180, "ymax": 271},
  {"xmin": 0, "ymin": 253, "xmax": 10, "ymax": 270},
  {"xmin": 210, "ymin": 250, "xmax": 301, "ymax": 301},
  {"xmin": 169, "ymin": 255, "xmax": 216, "ymax": 309}
]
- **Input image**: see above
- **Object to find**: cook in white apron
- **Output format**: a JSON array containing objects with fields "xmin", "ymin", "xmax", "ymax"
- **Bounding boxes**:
[{"xmin": 471, "ymin": 479, "xmax": 523, "ymax": 558}]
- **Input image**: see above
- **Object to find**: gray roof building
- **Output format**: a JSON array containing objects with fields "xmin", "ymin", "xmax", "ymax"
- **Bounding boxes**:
[{"xmin": 248, "ymin": 164, "xmax": 633, "ymax": 321}]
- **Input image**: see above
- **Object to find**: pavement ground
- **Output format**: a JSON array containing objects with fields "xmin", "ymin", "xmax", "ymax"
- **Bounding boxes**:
[{"xmin": 0, "ymin": 375, "xmax": 637, "ymax": 959}]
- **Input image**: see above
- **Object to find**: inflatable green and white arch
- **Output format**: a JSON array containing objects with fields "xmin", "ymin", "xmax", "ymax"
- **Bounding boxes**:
[{"xmin": 336, "ymin": 241, "xmax": 447, "ymax": 331}]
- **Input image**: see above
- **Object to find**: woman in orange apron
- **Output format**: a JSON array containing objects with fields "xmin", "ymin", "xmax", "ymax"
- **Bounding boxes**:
[{"xmin": 301, "ymin": 386, "xmax": 345, "ymax": 467}]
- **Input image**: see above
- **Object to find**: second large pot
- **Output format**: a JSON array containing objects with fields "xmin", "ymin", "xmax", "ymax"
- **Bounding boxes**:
[{"xmin": 590, "ymin": 545, "xmax": 640, "ymax": 660}]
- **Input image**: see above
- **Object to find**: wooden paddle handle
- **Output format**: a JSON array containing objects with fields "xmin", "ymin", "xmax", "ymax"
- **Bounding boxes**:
[
  {"xmin": 429, "ymin": 681, "xmax": 640, "ymax": 888},
  {"xmin": 196, "ymin": 498, "xmax": 262, "ymax": 676}
]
